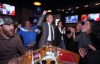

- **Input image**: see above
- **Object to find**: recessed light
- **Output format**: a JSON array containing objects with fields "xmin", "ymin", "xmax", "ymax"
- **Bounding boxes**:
[
  {"xmin": 76, "ymin": 7, "xmax": 79, "ymax": 9},
  {"xmin": 84, "ymin": 5, "xmax": 88, "ymax": 7},
  {"xmin": 66, "ymin": 12, "xmax": 68, "ymax": 14},
  {"xmin": 95, "ymin": 3, "xmax": 100, "ymax": 6},
  {"xmin": 33, "ymin": 2, "xmax": 41, "ymax": 6},
  {"xmin": 47, "ymin": 10, "xmax": 52, "ymax": 12},
  {"xmin": 71, "ymin": 11, "xmax": 74, "ymax": 13},
  {"xmin": 62, "ymin": 9, "xmax": 64, "ymax": 11},
  {"xmin": 68, "ymin": 8, "xmax": 71, "ymax": 10}
]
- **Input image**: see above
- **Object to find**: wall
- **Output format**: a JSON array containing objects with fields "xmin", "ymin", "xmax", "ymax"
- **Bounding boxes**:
[
  {"xmin": 21, "ymin": 7, "xmax": 33, "ymax": 24},
  {"xmin": 12, "ymin": 7, "xmax": 22, "ymax": 23}
]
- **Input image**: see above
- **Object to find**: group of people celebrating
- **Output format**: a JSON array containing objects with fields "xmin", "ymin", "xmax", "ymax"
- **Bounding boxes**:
[{"xmin": 0, "ymin": 10, "xmax": 100, "ymax": 64}]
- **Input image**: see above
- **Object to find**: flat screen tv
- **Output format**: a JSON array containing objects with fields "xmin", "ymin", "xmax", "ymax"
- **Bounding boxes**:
[
  {"xmin": 88, "ymin": 13, "xmax": 100, "ymax": 22},
  {"xmin": 65, "ymin": 15, "xmax": 78, "ymax": 23},
  {"xmin": 81, "ymin": 13, "xmax": 100, "ymax": 22},
  {"xmin": 81, "ymin": 14, "xmax": 88, "ymax": 21},
  {"xmin": 0, "ymin": 3, "xmax": 15, "ymax": 16}
]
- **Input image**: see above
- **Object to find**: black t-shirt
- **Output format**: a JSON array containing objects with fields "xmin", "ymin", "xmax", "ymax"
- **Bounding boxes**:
[{"xmin": 66, "ymin": 30, "xmax": 81, "ymax": 53}]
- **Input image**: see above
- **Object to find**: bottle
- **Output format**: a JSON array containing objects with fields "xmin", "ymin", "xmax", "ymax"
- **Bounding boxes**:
[
  {"xmin": 53, "ymin": 49, "xmax": 57, "ymax": 57},
  {"xmin": 46, "ymin": 42, "xmax": 49, "ymax": 52},
  {"xmin": 32, "ymin": 53, "xmax": 34, "ymax": 64}
]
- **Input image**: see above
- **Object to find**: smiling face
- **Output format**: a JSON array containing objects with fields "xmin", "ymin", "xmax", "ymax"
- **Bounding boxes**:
[
  {"xmin": 76, "ymin": 23, "xmax": 83, "ymax": 31},
  {"xmin": 1, "ymin": 23, "xmax": 14, "ymax": 38},
  {"xmin": 82, "ymin": 21, "xmax": 91, "ymax": 32},
  {"xmin": 46, "ymin": 14, "xmax": 53, "ymax": 24},
  {"xmin": 25, "ymin": 21, "xmax": 31, "ymax": 28},
  {"xmin": 84, "ymin": 21, "xmax": 91, "ymax": 31}
]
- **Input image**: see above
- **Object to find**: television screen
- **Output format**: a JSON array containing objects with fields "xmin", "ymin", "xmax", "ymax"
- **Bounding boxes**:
[
  {"xmin": 81, "ymin": 14, "xmax": 88, "ymax": 21},
  {"xmin": 0, "ymin": 3, "xmax": 15, "ymax": 16},
  {"xmin": 65, "ymin": 15, "xmax": 78, "ymax": 23},
  {"xmin": 88, "ymin": 13, "xmax": 100, "ymax": 22},
  {"xmin": 81, "ymin": 13, "xmax": 100, "ymax": 22}
]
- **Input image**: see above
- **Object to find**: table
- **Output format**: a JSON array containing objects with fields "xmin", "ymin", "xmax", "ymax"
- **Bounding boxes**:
[{"xmin": 21, "ymin": 46, "xmax": 80, "ymax": 64}]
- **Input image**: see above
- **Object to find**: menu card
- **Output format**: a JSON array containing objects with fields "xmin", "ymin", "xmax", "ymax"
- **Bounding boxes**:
[{"xmin": 58, "ymin": 51, "xmax": 77, "ymax": 64}]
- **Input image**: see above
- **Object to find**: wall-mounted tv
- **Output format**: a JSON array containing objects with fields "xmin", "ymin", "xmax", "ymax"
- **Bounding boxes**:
[
  {"xmin": 65, "ymin": 15, "xmax": 78, "ymax": 23},
  {"xmin": 88, "ymin": 13, "xmax": 100, "ymax": 22},
  {"xmin": 81, "ymin": 13, "xmax": 100, "ymax": 22},
  {"xmin": 81, "ymin": 14, "xmax": 88, "ymax": 21},
  {"xmin": 0, "ymin": 3, "xmax": 15, "ymax": 16}
]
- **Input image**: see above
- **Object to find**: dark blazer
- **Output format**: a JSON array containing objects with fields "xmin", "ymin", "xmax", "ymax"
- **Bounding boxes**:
[
  {"xmin": 55, "ymin": 27, "xmax": 67, "ymax": 46},
  {"xmin": 37, "ymin": 15, "xmax": 55, "ymax": 47}
]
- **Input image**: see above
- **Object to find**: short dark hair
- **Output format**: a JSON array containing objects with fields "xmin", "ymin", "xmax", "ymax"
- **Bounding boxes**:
[
  {"xmin": 45, "ymin": 13, "xmax": 53, "ymax": 18},
  {"xmin": 23, "ymin": 20, "xmax": 31, "ymax": 26},
  {"xmin": 58, "ymin": 20, "xmax": 62, "ymax": 24},
  {"xmin": 44, "ymin": 13, "xmax": 53, "ymax": 21},
  {"xmin": 42, "ymin": 60, "xmax": 47, "ymax": 64},
  {"xmin": 77, "ymin": 21, "xmax": 85, "ymax": 25}
]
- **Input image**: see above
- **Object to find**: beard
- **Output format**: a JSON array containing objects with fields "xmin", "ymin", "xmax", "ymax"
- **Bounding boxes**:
[{"xmin": 2, "ymin": 28, "xmax": 14, "ymax": 38}]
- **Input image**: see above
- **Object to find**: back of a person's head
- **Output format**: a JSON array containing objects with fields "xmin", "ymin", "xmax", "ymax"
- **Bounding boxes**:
[
  {"xmin": 42, "ymin": 60, "xmax": 47, "ymax": 64},
  {"xmin": 77, "ymin": 21, "xmax": 85, "ymax": 26},
  {"xmin": 50, "ymin": 60, "xmax": 55, "ymax": 64}
]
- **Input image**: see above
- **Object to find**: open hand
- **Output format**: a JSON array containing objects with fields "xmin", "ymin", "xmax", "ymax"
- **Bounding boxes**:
[{"xmin": 79, "ymin": 48, "xmax": 87, "ymax": 58}]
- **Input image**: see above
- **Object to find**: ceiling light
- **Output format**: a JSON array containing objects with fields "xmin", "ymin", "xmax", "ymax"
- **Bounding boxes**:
[
  {"xmin": 95, "ymin": 3, "xmax": 100, "ymax": 6},
  {"xmin": 84, "ymin": 5, "xmax": 88, "ymax": 7},
  {"xmin": 33, "ymin": 2, "xmax": 41, "ymax": 6},
  {"xmin": 76, "ymin": 7, "xmax": 79, "ymax": 9},
  {"xmin": 62, "ymin": 9, "xmax": 64, "ymax": 11},
  {"xmin": 66, "ymin": 12, "xmax": 68, "ymax": 14},
  {"xmin": 47, "ymin": 10, "xmax": 52, "ymax": 12},
  {"xmin": 71, "ymin": 11, "xmax": 74, "ymax": 13},
  {"xmin": 68, "ymin": 8, "xmax": 71, "ymax": 10}
]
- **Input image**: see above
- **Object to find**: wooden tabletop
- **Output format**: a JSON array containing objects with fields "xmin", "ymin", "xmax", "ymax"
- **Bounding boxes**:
[{"xmin": 19, "ymin": 46, "xmax": 80, "ymax": 64}]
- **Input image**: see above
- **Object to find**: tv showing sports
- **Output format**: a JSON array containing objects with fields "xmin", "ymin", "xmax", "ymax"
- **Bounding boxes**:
[
  {"xmin": 81, "ymin": 13, "xmax": 100, "ymax": 22},
  {"xmin": 65, "ymin": 15, "xmax": 78, "ymax": 23},
  {"xmin": 88, "ymin": 13, "xmax": 100, "ymax": 22},
  {"xmin": 0, "ymin": 3, "xmax": 15, "ymax": 16}
]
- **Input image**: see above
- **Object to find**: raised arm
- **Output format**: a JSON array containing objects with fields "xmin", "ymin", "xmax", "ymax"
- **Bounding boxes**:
[{"xmin": 37, "ymin": 10, "xmax": 47, "ymax": 26}]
